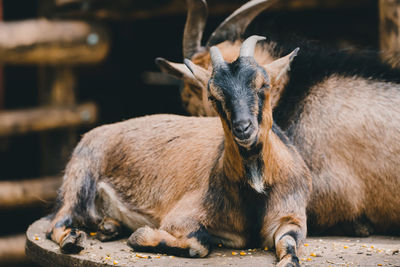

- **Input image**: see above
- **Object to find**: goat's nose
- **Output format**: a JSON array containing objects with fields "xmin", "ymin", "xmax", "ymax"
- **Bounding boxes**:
[{"xmin": 233, "ymin": 120, "xmax": 252, "ymax": 138}]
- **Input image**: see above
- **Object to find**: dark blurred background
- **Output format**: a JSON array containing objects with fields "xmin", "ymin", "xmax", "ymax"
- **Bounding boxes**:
[{"xmin": 0, "ymin": 0, "xmax": 387, "ymax": 265}]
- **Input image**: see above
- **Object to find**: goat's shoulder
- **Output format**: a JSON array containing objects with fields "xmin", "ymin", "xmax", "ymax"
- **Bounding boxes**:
[
  {"xmin": 81, "ymin": 114, "xmax": 222, "ymax": 144},
  {"xmin": 267, "ymin": 123, "xmax": 311, "ymax": 188}
]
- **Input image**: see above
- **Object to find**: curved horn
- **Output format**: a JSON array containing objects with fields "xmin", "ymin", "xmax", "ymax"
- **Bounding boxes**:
[
  {"xmin": 209, "ymin": 46, "xmax": 225, "ymax": 68},
  {"xmin": 239, "ymin": 35, "xmax": 266, "ymax": 58},
  {"xmin": 183, "ymin": 0, "xmax": 208, "ymax": 59},
  {"xmin": 206, "ymin": 0, "xmax": 278, "ymax": 47}
]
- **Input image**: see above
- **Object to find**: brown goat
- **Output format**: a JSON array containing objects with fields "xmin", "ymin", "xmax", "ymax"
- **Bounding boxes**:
[
  {"xmin": 47, "ymin": 37, "xmax": 311, "ymax": 266},
  {"xmin": 157, "ymin": 0, "xmax": 400, "ymax": 236}
]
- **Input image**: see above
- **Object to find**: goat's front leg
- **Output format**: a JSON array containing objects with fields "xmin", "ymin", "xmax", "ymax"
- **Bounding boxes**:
[
  {"xmin": 273, "ymin": 216, "xmax": 304, "ymax": 267},
  {"xmin": 261, "ymin": 201, "xmax": 307, "ymax": 266},
  {"xmin": 127, "ymin": 223, "xmax": 210, "ymax": 257},
  {"xmin": 127, "ymin": 194, "xmax": 211, "ymax": 258}
]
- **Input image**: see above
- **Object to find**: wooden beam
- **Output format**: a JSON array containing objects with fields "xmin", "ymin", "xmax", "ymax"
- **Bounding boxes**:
[
  {"xmin": 0, "ymin": 234, "xmax": 27, "ymax": 264},
  {"xmin": 0, "ymin": 0, "xmax": 6, "ymax": 153},
  {"xmin": 0, "ymin": 176, "xmax": 61, "ymax": 209},
  {"xmin": 0, "ymin": 19, "xmax": 109, "ymax": 65},
  {"xmin": 0, "ymin": 102, "xmax": 97, "ymax": 137},
  {"xmin": 53, "ymin": 0, "xmax": 374, "ymax": 20},
  {"xmin": 0, "ymin": 0, "xmax": 3, "ymax": 109},
  {"xmin": 379, "ymin": 0, "xmax": 400, "ymax": 68}
]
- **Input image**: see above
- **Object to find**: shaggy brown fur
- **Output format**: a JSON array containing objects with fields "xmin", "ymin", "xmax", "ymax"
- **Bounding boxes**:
[
  {"xmin": 47, "ymin": 42, "xmax": 311, "ymax": 266},
  {"xmin": 156, "ymin": 0, "xmax": 400, "ymax": 237},
  {"xmin": 179, "ymin": 45, "xmax": 400, "ymax": 235}
]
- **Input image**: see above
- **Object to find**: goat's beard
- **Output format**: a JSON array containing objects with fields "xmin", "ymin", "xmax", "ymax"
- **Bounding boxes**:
[
  {"xmin": 245, "ymin": 158, "xmax": 265, "ymax": 194},
  {"xmin": 249, "ymin": 173, "xmax": 265, "ymax": 194}
]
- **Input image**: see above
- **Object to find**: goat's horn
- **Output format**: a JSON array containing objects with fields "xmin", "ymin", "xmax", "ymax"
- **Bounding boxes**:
[
  {"xmin": 206, "ymin": 0, "xmax": 277, "ymax": 47},
  {"xmin": 239, "ymin": 35, "xmax": 266, "ymax": 58},
  {"xmin": 183, "ymin": 0, "xmax": 208, "ymax": 59},
  {"xmin": 210, "ymin": 46, "xmax": 225, "ymax": 68}
]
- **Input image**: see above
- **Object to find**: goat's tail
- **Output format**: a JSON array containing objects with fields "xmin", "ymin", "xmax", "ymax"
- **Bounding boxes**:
[{"xmin": 46, "ymin": 154, "xmax": 100, "ymax": 253}]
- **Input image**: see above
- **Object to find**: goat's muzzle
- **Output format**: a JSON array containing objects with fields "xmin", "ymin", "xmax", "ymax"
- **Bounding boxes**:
[
  {"xmin": 233, "ymin": 119, "xmax": 252, "ymax": 139},
  {"xmin": 232, "ymin": 121, "xmax": 258, "ymax": 147}
]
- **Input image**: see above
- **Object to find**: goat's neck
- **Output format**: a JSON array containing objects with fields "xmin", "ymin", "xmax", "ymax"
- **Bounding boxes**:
[{"xmin": 221, "ymin": 119, "xmax": 281, "ymax": 193}]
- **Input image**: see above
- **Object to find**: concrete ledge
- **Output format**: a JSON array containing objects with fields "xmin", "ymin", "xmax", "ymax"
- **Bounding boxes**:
[{"xmin": 26, "ymin": 218, "xmax": 400, "ymax": 266}]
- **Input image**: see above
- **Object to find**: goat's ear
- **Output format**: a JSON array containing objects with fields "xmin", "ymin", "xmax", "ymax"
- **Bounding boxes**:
[
  {"xmin": 183, "ymin": 59, "xmax": 210, "ymax": 86},
  {"xmin": 263, "ymin": 47, "xmax": 299, "ymax": 83},
  {"xmin": 155, "ymin": 57, "xmax": 202, "ymax": 86}
]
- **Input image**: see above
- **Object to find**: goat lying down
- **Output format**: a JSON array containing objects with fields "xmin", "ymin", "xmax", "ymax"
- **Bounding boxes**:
[
  {"xmin": 157, "ymin": 0, "xmax": 400, "ymax": 236},
  {"xmin": 47, "ymin": 37, "xmax": 311, "ymax": 267}
]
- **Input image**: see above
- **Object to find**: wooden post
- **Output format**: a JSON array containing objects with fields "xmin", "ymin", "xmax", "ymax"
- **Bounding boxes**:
[
  {"xmin": 379, "ymin": 0, "xmax": 400, "ymax": 67},
  {"xmin": 0, "ymin": 0, "xmax": 7, "ymax": 152},
  {"xmin": 0, "ymin": 0, "xmax": 3, "ymax": 109},
  {"xmin": 0, "ymin": 234, "xmax": 27, "ymax": 264},
  {"xmin": 38, "ymin": 67, "xmax": 80, "ymax": 175}
]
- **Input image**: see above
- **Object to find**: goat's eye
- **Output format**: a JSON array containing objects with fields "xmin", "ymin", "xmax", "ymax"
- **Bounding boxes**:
[
  {"xmin": 257, "ymin": 86, "xmax": 267, "ymax": 97},
  {"xmin": 208, "ymin": 95, "xmax": 217, "ymax": 102}
]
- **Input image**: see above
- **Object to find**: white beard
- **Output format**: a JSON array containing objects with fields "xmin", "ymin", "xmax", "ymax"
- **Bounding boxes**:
[{"xmin": 247, "ymin": 161, "xmax": 265, "ymax": 194}]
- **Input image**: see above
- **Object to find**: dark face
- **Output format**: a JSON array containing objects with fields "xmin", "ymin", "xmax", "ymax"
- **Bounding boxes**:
[{"xmin": 208, "ymin": 57, "xmax": 270, "ymax": 147}]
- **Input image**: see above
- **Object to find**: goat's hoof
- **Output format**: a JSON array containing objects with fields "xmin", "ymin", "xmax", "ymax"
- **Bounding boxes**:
[
  {"xmin": 97, "ymin": 218, "xmax": 121, "ymax": 241},
  {"xmin": 188, "ymin": 247, "xmax": 208, "ymax": 258},
  {"xmin": 60, "ymin": 229, "xmax": 85, "ymax": 254},
  {"xmin": 354, "ymin": 226, "xmax": 371, "ymax": 237},
  {"xmin": 127, "ymin": 226, "xmax": 149, "ymax": 248},
  {"xmin": 97, "ymin": 231, "xmax": 119, "ymax": 242},
  {"xmin": 353, "ymin": 221, "xmax": 373, "ymax": 237},
  {"xmin": 277, "ymin": 254, "xmax": 300, "ymax": 267},
  {"xmin": 187, "ymin": 239, "xmax": 209, "ymax": 258}
]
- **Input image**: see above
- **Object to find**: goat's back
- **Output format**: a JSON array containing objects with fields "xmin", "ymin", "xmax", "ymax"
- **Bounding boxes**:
[
  {"xmin": 290, "ymin": 75, "xmax": 400, "ymax": 232},
  {"xmin": 71, "ymin": 115, "xmax": 224, "ymax": 222}
]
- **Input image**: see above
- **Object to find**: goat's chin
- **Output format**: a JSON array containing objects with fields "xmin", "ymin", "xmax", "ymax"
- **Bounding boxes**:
[{"xmin": 234, "ymin": 132, "xmax": 258, "ymax": 149}]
